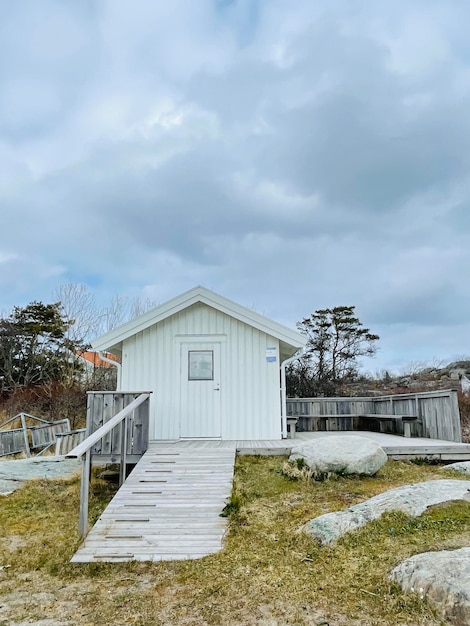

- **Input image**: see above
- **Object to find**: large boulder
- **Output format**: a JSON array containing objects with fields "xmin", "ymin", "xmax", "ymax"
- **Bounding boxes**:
[
  {"xmin": 301, "ymin": 479, "xmax": 470, "ymax": 544},
  {"xmin": 390, "ymin": 548, "xmax": 470, "ymax": 625},
  {"xmin": 289, "ymin": 435, "xmax": 387, "ymax": 476}
]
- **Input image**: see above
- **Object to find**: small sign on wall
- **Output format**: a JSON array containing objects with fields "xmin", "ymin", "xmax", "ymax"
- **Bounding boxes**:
[{"xmin": 266, "ymin": 347, "xmax": 277, "ymax": 362}]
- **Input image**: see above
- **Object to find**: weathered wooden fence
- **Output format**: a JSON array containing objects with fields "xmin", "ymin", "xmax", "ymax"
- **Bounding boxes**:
[
  {"xmin": 55, "ymin": 429, "xmax": 87, "ymax": 456},
  {"xmin": 0, "ymin": 413, "xmax": 71, "ymax": 457},
  {"xmin": 287, "ymin": 389, "xmax": 462, "ymax": 443},
  {"xmin": 0, "ymin": 428, "xmax": 26, "ymax": 456},
  {"xmin": 85, "ymin": 391, "xmax": 151, "ymax": 463},
  {"xmin": 30, "ymin": 419, "xmax": 71, "ymax": 452}
]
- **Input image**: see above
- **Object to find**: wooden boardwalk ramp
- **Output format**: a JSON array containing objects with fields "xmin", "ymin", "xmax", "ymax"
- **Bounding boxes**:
[{"xmin": 71, "ymin": 442, "xmax": 236, "ymax": 563}]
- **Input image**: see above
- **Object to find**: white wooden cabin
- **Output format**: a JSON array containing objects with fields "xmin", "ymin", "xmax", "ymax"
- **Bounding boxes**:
[{"xmin": 91, "ymin": 286, "xmax": 306, "ymax": 441}]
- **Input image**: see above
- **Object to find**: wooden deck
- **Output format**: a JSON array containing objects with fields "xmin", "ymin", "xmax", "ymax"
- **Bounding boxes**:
[
  {"xmin": 71, "ymin": 443, "xmax": 236, "ymax": 563},
  {"xmin": 71, "ymin": 432, "xmax": 470, "ymax": 563},
  {"xmin": 157, "ymin": 433, "xmax": 470, "ymax": 461}
]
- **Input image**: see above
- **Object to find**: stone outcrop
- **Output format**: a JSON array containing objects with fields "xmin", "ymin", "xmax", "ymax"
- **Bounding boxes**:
[
  {"xmin": 390, "ymin": 548, "xmax": 470, "ymax": 625},
  {"xmin": 289, "ymin": 435, "xmax": 387, "ymax": 476},
  {"xmin": 0, "ymin": 457, "xmax": 80, "ymax": 495},
  {"xmin": 301, "ymin": 479, "xmax": 470, "ymax": 544},
  {"xmin": 444, "ymin": 461, "xmax": 470, "ymax": 476}
]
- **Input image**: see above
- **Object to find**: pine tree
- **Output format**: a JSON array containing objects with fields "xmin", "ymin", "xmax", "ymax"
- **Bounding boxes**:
[
  {"xmin": 287, "ymin": 306, "xmax": 379, "ymax": 397},
  {"xmin": 0, "ymin": 301, "xmax": 84, "ymax": 393}
]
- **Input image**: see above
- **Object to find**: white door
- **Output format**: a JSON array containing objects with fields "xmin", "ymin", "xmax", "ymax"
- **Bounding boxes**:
[{"xmin": 179, "ymin": 342, "xmax": 222, "ymax": 438}]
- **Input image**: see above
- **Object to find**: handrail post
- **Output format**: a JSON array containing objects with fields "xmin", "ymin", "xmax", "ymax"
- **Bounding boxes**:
[
  {"xmin": 79, "ymin": 449, "xmax": 91, "ymax": 537},
  {"xmin": 119, "ymin": 416, "xmax": 128, "ymax": 486}
]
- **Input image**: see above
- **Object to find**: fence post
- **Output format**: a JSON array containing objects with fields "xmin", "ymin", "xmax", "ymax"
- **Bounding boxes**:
[
  {"xmin": 451, "ymin": 390, "xmax": 462, "ymax": 443},
  {"xmin": 20, "ymin": 413, "xmax": 31, "ymax": 457}
]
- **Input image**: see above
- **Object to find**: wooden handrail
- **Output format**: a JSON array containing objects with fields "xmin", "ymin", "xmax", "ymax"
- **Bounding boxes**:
[
  {"xmin": 68, "ymin": 392, "xmax": 151, "ymax": 536},
  {"xmin": 66, "ymin": 393, "xmax": 150, "ymax": 458}
]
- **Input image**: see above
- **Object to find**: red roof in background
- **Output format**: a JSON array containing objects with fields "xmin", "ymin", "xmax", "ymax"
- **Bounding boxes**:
[{"xmin": 76, "ymin": 351, "xmax": 120, "ymax": 367}]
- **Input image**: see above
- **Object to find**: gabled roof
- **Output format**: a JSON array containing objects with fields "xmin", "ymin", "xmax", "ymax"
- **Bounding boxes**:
[{"xmin": 92, "ymin": 286, "xmax": 307, "ymax": 353}]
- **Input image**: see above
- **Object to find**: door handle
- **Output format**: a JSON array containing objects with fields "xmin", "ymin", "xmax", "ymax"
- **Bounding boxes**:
[{"xmin": 214, "ymin": 384, "xmax": 220, "ymax": 391}]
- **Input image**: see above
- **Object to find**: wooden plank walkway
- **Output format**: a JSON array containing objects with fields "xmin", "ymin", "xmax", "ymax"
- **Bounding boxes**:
[{"xmin": 71, "ymin": 442, "xmax": 236, "ymax": 563}]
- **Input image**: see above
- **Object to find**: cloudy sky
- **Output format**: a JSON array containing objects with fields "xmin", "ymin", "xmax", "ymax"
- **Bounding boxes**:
[{"xmin": 1, "ymin": 0, "xmax": 469, "ymax": 374}]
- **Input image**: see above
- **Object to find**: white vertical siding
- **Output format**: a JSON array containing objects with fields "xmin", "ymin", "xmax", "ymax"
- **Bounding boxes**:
[{"xmin": 120, "ymin": 302, "xmax": 282, "ymax": 440}]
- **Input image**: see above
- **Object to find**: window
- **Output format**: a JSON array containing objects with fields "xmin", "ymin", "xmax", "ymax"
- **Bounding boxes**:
[{"xmin": 188, "ymin": 350, "xmax": 214, "ymax": 380}]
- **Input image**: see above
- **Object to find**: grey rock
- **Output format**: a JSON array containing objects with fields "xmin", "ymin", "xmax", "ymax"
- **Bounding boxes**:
[
  {"xmin": 0, "ymin": 457, "xmax": 80, "ymax": 495},
  {"xmin": 0, "ymin": 478, "xmax": 21, "ymax": 495},
  {"xmin": 302, "ymin": 479, "xmax": 470, "ymax": 544},
  {"xmin": 444, "ymin": 461, "xmax": 470, "ymax": 476},
  {"xmin": 390, "ymin": 548, "xmax": 470, "ymax": 625},
  {"xmin": 289, "ymin": 435, "xmax": 387, "ymax": 476}
]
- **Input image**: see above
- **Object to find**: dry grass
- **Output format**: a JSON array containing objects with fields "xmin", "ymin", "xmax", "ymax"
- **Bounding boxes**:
[{"xmin": 1, "ymin": 457, "xmax": 469, "ymax": 625}]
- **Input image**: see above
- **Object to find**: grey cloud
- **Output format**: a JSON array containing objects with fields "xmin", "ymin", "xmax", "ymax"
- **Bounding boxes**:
[
  {"xmin": 450, "ymin": 201, "xmax": 470, "ymax": 231},
  {"xmin": 0, "ymin": 1, "xmax": 99, "ymax": 141},
  {"xmin": 368, "ymin": 284, "xmax": 466, "ymax": 327},
  {"xmin": 2, "ymin": 0, "xmax": 470, "ymax": 371},
  {"xmin": 304, "ymin": 15, "xmax": 470, "ymax": 210},
  {"xmin": 187, "ymin": 5, "xmax": 470, "ymax": 214}
]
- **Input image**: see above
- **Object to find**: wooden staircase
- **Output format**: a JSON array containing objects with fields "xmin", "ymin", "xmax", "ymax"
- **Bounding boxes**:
[{"xmin": 71, "ymin": 442, "xmax": 236, "ymax": 562}]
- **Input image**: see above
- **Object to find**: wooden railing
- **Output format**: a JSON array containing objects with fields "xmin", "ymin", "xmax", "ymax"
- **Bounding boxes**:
[
  {"xmin": 30, "ymin": 419, "xmax": 71, "ymax": 454},
  {"xmin": 85, "ymin": 391, "xmax": 151, "ymax": 462},
  {"xmin": 287, "ymin": 389, "xmax": 462, "ymax": 442},
  {"xmin": 55, "ymin": 429, "xmax": 86, "ymax": 456},
  {"xmin": 0, "ymin": 427, "xmax": 26, "ymax": 456},
  {"xmin": 66, "ymin": 392, "xmax": 151, "ymax": 537},
  {"xmin": 0, "ymin": 413, "xmax": 71, "ymax": 457}
]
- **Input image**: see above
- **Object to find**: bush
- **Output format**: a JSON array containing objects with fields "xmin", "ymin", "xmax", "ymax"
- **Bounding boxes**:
[
  {"xmin": 458, "ymin": 391, "xmax": 470, "ymax": 442},
  {"xmin": 0, "ymin": 383, "xmax": 87, "ymax": 429}
]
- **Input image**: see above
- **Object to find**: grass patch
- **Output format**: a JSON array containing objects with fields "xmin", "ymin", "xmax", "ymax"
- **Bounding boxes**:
[
  {"xmin": 220, "ymin": 492, "xmax": 244, "ymax": 518},
  {"xmin": 1, "ymin": 457, "xmax": 468, "ymax": 625},
  {"xmin": 281, "ymin": 457, "xmax": 347, "ymax": 482},
  {"xmin": 0, "ymin": 473, "xmax": 117, "ymax": 576},
  {"xmin": 409, "ymin": 456, "xmax": 444, "ymax": 466}
]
